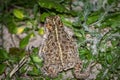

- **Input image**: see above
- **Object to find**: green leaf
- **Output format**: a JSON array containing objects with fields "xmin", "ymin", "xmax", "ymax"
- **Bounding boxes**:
[
  {"xmin": 38, "ymin": 0, "xmax": 54, "ymax": 9},
  {"xmin": 62, "ymin": 17, "xmax": 73, "ymax": 28},
  {"xmin": 38, "ymin": 27, "xmax": 44, "ymax": 35},
  {"xmin": 32, "ymin": 55, "xmax": 42, "ymax": 63},
  {"xmin": 13, "ymin": 9, "xmax": 24, "ymax": 19},
  {"xmin": 108, "ymin": 0, "xmax": 118, "ymax": 4},
  {"xmin": 19, "ymin": 34, "xmax": 31, "ymax": 48},
  {"xmin": 69, "ymin": 10, "xmax": 77, "ymax": 16},
  {"xmin": 101, "ymin": 12, "xmax": 120, "ymax": 28},
  {"xmin": 74, "ymin": 32, "xmax": 82, "ymax": 39},
  {"xmin": 87, "ymin": 15, "xmax": 99, "ymax": 25},
  {"xmin": 40, "ymin": 12, "xmax": 50, "ymax": 22},
  {"xmin": 38, "ymin": 0, "xmax": 68, "ymax": 13},
  {"xmin": 0, "ymin": 49, "xmax": 8, "ymax": 62},
  {"xmin": 7, "ymin": 20, "xmax": 17, "ymax": 34},
  {"xmin": 9, "ymin": 47, "xmax": 25, "ymax": 57},
  {"xmin": 79, "ymin": 48, "xmax": 92, "ymax": 60},
  {"xmin": 106, "ymin": 53, "xmax": 113, "ymax": 64},
  {"xmin": 86, "ymin": 11, "xmax": 101, "ymax": 25},
  {"xmin": 33, "ymin": 4, "xmax": 39, "ymax": 17},
  {"xmin": 0, "ymin": 63, "xmax": 6, "ymax": 75}
]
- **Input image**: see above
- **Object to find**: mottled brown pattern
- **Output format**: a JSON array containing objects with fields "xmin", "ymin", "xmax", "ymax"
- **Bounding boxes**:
[{"xmin": 41, "ymin": 15, "xmax": 90, "ymax": 79}]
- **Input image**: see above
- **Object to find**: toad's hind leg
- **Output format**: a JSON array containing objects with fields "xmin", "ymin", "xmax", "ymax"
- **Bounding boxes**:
[
  {"xmin": 42, "ymin": 66, "xmax": 58, "ymax": 78},
  {"xmin": 73, "ymin": 61, "xmax": 91, "ymax": 79}
]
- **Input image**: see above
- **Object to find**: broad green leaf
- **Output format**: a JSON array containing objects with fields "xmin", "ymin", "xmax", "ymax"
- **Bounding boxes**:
[
  {"xmin": 69, "ymin": 10, "xmax": 77, "ymax": 16},
  {"xmin": 32, "ymin": 55, "xmax": 42, "ymax": 63},
  {"xmin": 108, "ymin": 0, "xmax": 118, "ymax": 4},
  {"xmin": 79, "ymin": 48, "xmax": 92, "ymax": 60},
  {"xmin": 38, "ymin": 0, "xmax": 54, "ymax": 9},
  {"xmin": 16, "ymin": 26, "xmax": 25, "ymax": 34},
  {"xmin": 87, "ymin": 15, "xmax": 99, "ymax": 25},
  {"xmin": 86, "ymin": 11, "xmax": 101, "ymax": 25},
  {"xmin": 33, "ymin": 4, "xmax": 39, "ymax": 17},
  {"xmin": 0, "ymin": 64, "xmax": 6, "ymax": 75},
  {"xmin": 38, "ymin": 0, "xmax": 68, "ymax": 13},
  {"xmin": 74, "ymin": 32, "xmax": 82, "ymax": 39},
  {"xmin": 13, "ymin": 9, "xmax": 24, "ymax": 19},
  {"xmin": 7, "ymin": 21, "xmax": 17, "ymax": 34},
  {"xmin": 106, "ymin": 53, "xmax": 113, "ymax": 64},
  {"xmin": 101, "ymin": 12, "xmax": 120, "ymax": 28},
  {"xmin": 40, "ymin": 12, "xmax": 50, "ymax": 22},
  {"xmin": 38, "ymin": 27, "xmax": 44, "ymax": 35},
  {"xmin": 62, "ymin": 17, "xmax": 73, "ymax": 28},
  {"xmin": 0, "ymin": 49, "xmax": 8, "ymax": 62},
  {"xmin": 30, "ymin": 33, "xmax": 35, "ymax": 38},
  {"xmin": 19, "ymin": 34, "xmax": 31, "ymax": 48}
]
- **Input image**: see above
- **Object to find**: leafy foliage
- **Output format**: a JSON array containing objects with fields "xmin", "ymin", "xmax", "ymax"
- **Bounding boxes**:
[
  {"xmin": 19, "ymin": 34, "xmax": 31, "ymax": 48},
  {"xmin": 0, "ymin": 0, "xmax": 120, "ymax": 79},
  {"xmin": 13, "ymin": 9, "xmax": 24, "ymax": 20},
  {"xmin": 38, "ymin": 0, "xmax": 68, "ymax": 13}
]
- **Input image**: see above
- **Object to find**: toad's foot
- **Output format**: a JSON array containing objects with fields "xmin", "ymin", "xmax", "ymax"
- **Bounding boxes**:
[{"xmin": 74, "ymin": 61, "xmax": 96, "ymax": 79}]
